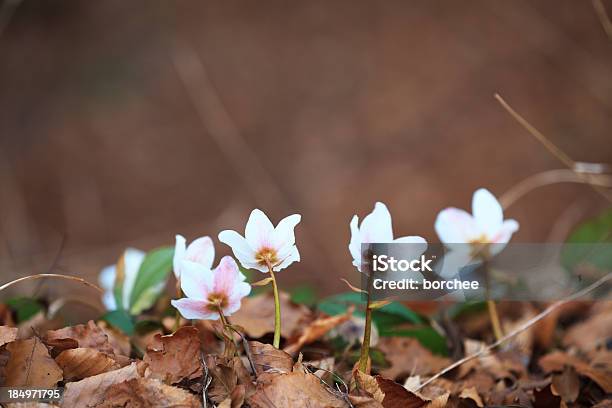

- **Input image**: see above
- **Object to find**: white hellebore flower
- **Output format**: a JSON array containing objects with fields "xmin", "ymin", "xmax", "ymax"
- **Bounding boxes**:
[
  {"xmin": 171, "ymin": 256, "xmax": 251, "ymax": 320},
  {"xmin": 173, "ymin": 235, "xmax": 215, "ymax": 279},
  {"xmin": 218, "ymin": 209, "xmax": 301, "ymax": 273},
  {"xmin": 435, "ymin": 188, "xmax": 519, "ymax": 249},
  {"xmin": 434, "ymin": 188, "xmax": 519, "ymax": 279},
  {"xmin": 99, "ymin": 248, "xmax": 146, "ymax": 311},
  {"xmin": 349, "ymin": 202, "xmax": 427, "ymax": 273}
]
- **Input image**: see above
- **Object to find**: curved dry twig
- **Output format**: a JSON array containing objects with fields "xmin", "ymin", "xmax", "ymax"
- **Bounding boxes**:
[
  {"xmin": 416, "ymin": 272, "xmax": 612, "ymax": 391},
  {"xmin": 0, "ymin": 273, "xmax": 103, "ymax": 294}
]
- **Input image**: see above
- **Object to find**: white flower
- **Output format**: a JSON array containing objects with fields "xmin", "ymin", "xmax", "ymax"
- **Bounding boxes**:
[
  {"xmin": 99, "ymin": 248, "xmax": 146, "ymax": 311},
  {"xmin": 171, "ymin": 256, "xmax": 251, "ymax": 320},
  {"xmin": 173, "ymin": 235, "xmax": 215, "ymax": 279},
  {"xmin": 349, "ymin": 202, "xmax": 427, "ymax": 272},
  {"xmin": 435, "ymin": 188, "xmax": 519, "ymax": 248},
  {"xmin": 218, "ymin": 209, "xmax": 301, "ymax": 273}
]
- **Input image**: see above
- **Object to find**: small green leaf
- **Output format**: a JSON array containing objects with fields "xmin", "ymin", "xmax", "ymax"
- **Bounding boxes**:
[
  {"xmin": 448, "ymin": 301, "xmax": 487, "ymax": 319},
  {"xmin": 317, "ymin": 292, "xmax": 365, "ymax": 316},
  {"xmin": 373, "ymin": 302, "xmax": 424, "ymax": 325},
  {"xmin": 6, "ymin": 297, "xmax": 43, "ymax": 323},
  {"xmin": 379, "ymin": 326, "xmax": 448, "ymax": 356},
  {"xmin": 290, "ymin": 285, "xmax": 318, "ymax": 306},
  {"xmin": 101, "ymin": 309, "xmax": 135, "ymax": 335},
  {"xmin": 129, "ymin": 246, "xmax": 174, "ymax": 314},
  {"xmin": 562, "ymin": 208, "xmax": 612, "ymax": 273}
]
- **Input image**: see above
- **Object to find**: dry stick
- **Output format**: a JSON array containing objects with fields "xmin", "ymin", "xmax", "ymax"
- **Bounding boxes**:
[
  {"xmin": 593, "ymin": 0, "xmax": 612, "ymax": 42},
  {"xmin": 494, "ymin": 93, "xmax": 612, "ymax": 204},
  {"xmin": 416, "ymin": 272, "xmax": 612, "ymax": 392},
  {"xmin": 0, "ymin": 273, "xmax": 103, "ymax": 294}
]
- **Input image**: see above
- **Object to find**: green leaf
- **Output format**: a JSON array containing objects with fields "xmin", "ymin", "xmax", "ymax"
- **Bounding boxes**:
[
  {"xmin": 101, "ymin": 309, "xmax": 135, "ymax": 335},
  {"xmin": 290, "ymin": 285, "xmax": 318, "ymax": 306},
  {"xmin": 373, "ymin": 302, "xmax": 424, "ymax": 325},
  {"xmin": 562, "ymin": 208, "xmax": 612, "ymax": 273},
  {"xmin": 448, "ymin": 301, "xmax": 487, "ymax": 320},
  {"xmin": 317, "ymin": 292, "xmax": 365, "ymax": 316},
  {"xmin": 6, "ymin": 297, "xmax": 43, "ymax": 323},
  {"xmin": 129, "ymin": 246, "xmax": 174, "ymax": 314},
  {"xmin": 379, "ymin": 326, "xmax": 448, "ymax": 356}
]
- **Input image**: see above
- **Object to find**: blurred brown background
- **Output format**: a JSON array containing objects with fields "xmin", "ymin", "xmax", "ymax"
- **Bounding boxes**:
[{"xmin": 1, "ymin": 0, "xmax": 611, "ymax": 299}]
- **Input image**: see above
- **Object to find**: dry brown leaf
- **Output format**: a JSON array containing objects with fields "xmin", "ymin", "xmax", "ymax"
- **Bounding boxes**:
[
  {"xmin": 377, "ymin": 337, "xmax": 451, "ymax": 380},
  {"xmin": 143, "ymin": 326, "xmax": 202, "ymax": 384},
  {"xmin": 4, "ymin": 338, "xmax": 63, "ymax": 387},
  {"xmin": 563, "ymin": 307, "xmax": 612, "ymax": 353},
  {"xmin": 375, "ymin": 376, "xmax": 427, "ymax": 408},
  {"xmin": 0, "ymin": 325, "xmax": 18, "ymax": 346},
  {"xmin": 248, "ymin": 371, "xmax": 348, "ymax": 408},
  {"xmin": 551, "ymin": 365, "xmax": 580, "ymax": 403},
  {"xmin": 284, "ymin": 308, "xmax": 353, "ymax": 355},
  {"xmin": 61, "ymin": 362, "xmax": 141, "ymax": 407},
  {"xmin": 231, "ymin": 292, "xmax": 311, "ymax": 339},
  {"xmin": 97, "ymin": 377, "xmax": 201, "ymax": 407},
  {"xmin": 539, "ymin": 351, "xmax": 612, "ymax": 393},
  {"xmin": 204, "ymin": 355, "xmax": 252, "ymax": 405},
  {"xmin": 96, "ymin": 321, "xmax": 131, "ymax": 357},
  {"xmin": 55, "ymin": 347, "xmax": 120, "ymax": 381},
  {"xmin": 425, "ymin": 393, "xmax": 450, "ymax": 408},
  {"xmin": 46, "ymin": 320, "xmax": 114, "ymax": 355},
  {"xmin": 249, "ymin": 340, "xmax": 293, "ymax": 375},
  {"xmin": 352, "ymin": 370, "xmax": 385, "ymax": 403},
  {"xmin": 533, "ymin": 384, "xmax": 562, "ymax": 408},
  {"xmin": 458, "ymin": 386, "xmax": 483, "ymax": 407},
  {"xmin": 348, "ymin": 391, "xmax": 384, "ymax": 408}
]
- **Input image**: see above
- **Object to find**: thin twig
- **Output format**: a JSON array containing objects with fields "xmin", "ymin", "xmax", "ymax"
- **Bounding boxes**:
[
  {"xmin": 0, "ymin": 273, "xmax": 103, "ymax": 294},
  {"xmin": 593, "ymin": 0, "xmax": 612, "ymax": 41},
  {"xmin": 416, "ymin": 272, "xmax": 612, "ymax": 391},
  {"xmin": 494, "ymin": 93, "xmax": 612, "ymax": 204}
]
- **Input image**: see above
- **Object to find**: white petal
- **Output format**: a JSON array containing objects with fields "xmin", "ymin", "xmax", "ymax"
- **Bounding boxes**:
[
  {"xmin": 173, "ymin": 235, "xmax": 187, "ymax": 278},
  {"xmin": 359, "ymin": 202, "xmax": 394, "ymax": 243},
  {"xmin": 392, "ymin": 236, "xmax": 428, "ymax": 260},
  {"xmin": 472, "ymin": 188, "xmax": 503, "ymax": 236},
  {"xmin": 273, "ymin": 245, "xmax": 300, "ymax": 271},
  {"xmin": 490, "ymin": 219, "xmax": 519, "ymax": 251},
  {"xmin": 121, "ymin": 248, "xmax": 146, "ymax": 309},
  {"xmin": 180, "ymin": 260, "xmax": 214, "ymax": 300},
  {"xmin": 218, "ymin": 230, "xmax": 260, "ymax": 270},
  {"xmin": 436, "ymin": 248, "xmax": 474, "ymax": 279},
  {"xmin": 186, "ymin": 236, "xmax": 215, "ymax": 269},
  {"xmin": 348, "ymin": 215, "xmax": 363, "ymax": 270},
  {"xmin": 213, "ymin": 256, "xmax": 240, "ymax": 296},
  {"xmin": 99, "ymin": 265, "xmax": 116, "ymax": 291},
  {"xmin": 244, "ymin": 209, "xmax": 275, "ymax": 249},
  {"xmin": 102, "ymin": 291, "xmax": 117, "ymax": 311},
  {"xmin": 171, "ymin": 298, "xmax": 218, "ymax": 320},
  {"xmin": 273, "ymin": 214, "xmax": 301, "ymax": 255},
  {"xmin": 435, "ymin": 208, "xmax": 479, "ymax": 243}
]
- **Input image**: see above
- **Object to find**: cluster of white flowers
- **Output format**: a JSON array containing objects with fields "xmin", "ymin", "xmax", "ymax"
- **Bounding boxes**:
[{"xmin": 100, "ymin": 188, "xmax": 518, "ymax": 326}]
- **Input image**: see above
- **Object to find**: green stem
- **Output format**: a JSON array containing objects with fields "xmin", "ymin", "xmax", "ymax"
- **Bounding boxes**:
[
  {"xmin": 358, "ymin": 273, "xmax": 374, "ymax": 373},
  {"xmin": 267, "ymin": 263, "xmax": 282, "ymax": 349},
  {"xmin": 483, "ymin": 260, "xmax": 503, "ymax": 341}
]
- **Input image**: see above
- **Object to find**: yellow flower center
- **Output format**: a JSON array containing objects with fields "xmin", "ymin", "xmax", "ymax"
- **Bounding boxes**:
[
  {"xmin": 206, "ymin": 293, "xmax": 228, "ymax": 312},
  {"xmin": 469, "ymin": 235, "xmax": 491, "ymax": 259},
  {"xmin": 255, "ymin": 247, "xmax": 279, "ymax": 268}
]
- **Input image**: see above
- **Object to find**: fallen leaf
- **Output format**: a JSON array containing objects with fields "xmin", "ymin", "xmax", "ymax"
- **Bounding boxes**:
[
  {"xmin": 533, "ymin": 384, "xmax": 562, "ymax": 408},
  {"xmin": 248, "ymin": 371, "xmax": 348, "ymax": 408},
  {"xmin": 0, "ymin": 325, "xmax": 18, "ymax": 346},
  {"xmin": 458, "ymin": 386, "xmax": 483, "ymax": 407},
  {"xmin": 4, "ymin": 338, "xmax": 63, "ymax": 387},
  {"xmin": 352, "ymin": 370, "xmax": 384, "ymax": 403},
  {"xmin": 96, "ymin": 321, "xmax": 131, "ymax": 357},
  {"xmin": 62, "ymin": 362, "xmax": 141, "ymax": 407},
  {"xmin": 204, "ymin": 355, "xmax": 252, "ymax": 405},
  {"xmin": 46, "ymin": 320, "xmax": 114, "ymax": 355},
  {"xmin": 375, "ymin": 376, "xmax": 426, "ymax": 408},
  {"xmin": 551, "ymin": 365, "xmax": 580, "ymax": 403},
  {"xmin": 540, "ymin": 351, "xmax": 612, "ymax": 393},
  {"xmin": 348, "ymin": 391, "xmax": 384, "ymax": 408},
  {"xmin": 563, "ymin": 307, "xmax": 612, "ymax": 353},
  {"xmin": 377, "ymin": 337, "xmax": 451, "ymax": 380},
  {"xmin": 143, "ymin": 326, "xmax": 202, "ymax": 384},
  {"xmin": 55, "ymin": 347, "xmax": 120, "ymax": 381},
  {"xmin": 231, "ymin": 292, "xmax": 312, "ymax": 339},
  {"xmin": 97, "ymin": 377, "xmax": 201, "ymax": 407},
  {"xmin": 284, "ymin": 308, "xmax": 353, "ymax": 355},
  {"xmin": 249, "ymin": 341, "xmax": 293, "ymax": 375}
]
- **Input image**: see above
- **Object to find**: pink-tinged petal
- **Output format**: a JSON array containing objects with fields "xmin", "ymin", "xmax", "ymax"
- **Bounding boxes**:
[
  {"xmin": 359, "ymin": 202, "xmax": 394, "ymax": 243},
  {"xmin": 472, "ymin": 188, "xmax": 504, "ymax": 236},
  {"xmin": 244, "ymin": 209, "xmax": 275, "ymax": 249},
  {"xmin": 173, "ymin": 235, "xmax": 187, "ymax": 278},
  {"xmin": 180, "ymin": 260, "xmax": 214, "ymax": 300},
  {"xmin": 273, "ymin": 245, "xmax": 300, "ymax": 271},
  {"xmin": 348, "ymin": 215, "xmax": 363, "ymax": 269},
  {"xmin": 224, "ymin": 281, "xmax": 251, "ymax": 316},
  {"xmin": 218, "ymin": 230, "xmax": 260, "ymax": 271},
  {"xmin": 171, "ymin": 298, "xmax": 219, "ymax": 320},
  {"xmin": 273, "ymin": 214, "xmax": 301, "ymax": 254},
  {"xmin": 492, "ymin": 219, "xmax": 519, "ymax": 245},
  {"xmin": 435, "ymin": 208, "xmax": 479, "ymax": 243},
  {"xmin": 213, "ymin": 256, "xmax": 240, "ymax": 296},
  {"xmin": 186, "ymin": 236, "xmax": 215, "ymax": 269}
]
